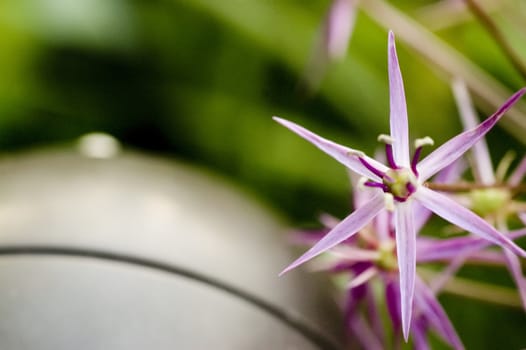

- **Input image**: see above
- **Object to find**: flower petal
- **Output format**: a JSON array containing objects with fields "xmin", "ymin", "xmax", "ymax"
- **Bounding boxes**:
[
  {"xmin": 280, "ymin": 193, "xmax": 385, "ymax": 275},
  {"xmin": 414, "ymin": 277, "xmax": 465, "ymax": 350},
  {"xmin": 385, "ymin": 278, "xmax": 402, "ymax": 333},
  {"xmin": 273, "ymin": 117, "xmax": 388, "ymax": 181},
  {"xmin": 325, "ymin": 0, "xmax": 356, "ymax": 60},
  {"xmin": 414, "ymin": 160, "xmax": 466, "ymax": 233},
  {"xmin": 508, "ymin": 155, "xmax": 526, "ymax": 186},
  {"xmin": 388, "ymin": 31, "xmax": 410, "ymax": 167},
  {"xmin": 428, "ymin": 256, "xmax": 466, "ymax": 294},
  {"xmin": 365, "ymin": 285, "xmax": 385, "ymax": 343},
  {"xmin": 452, "ymin": 79, "xmax": 495, "ymax": 185},
  {"xmin": 414, "ymin": 187, "xmax": 526, "ymax": 257},
  {"xmin": 348, "ymin": 266, "xmax": 378, "ymax": 289},
  {"xmin": 411, "ymin": 318, "xmax": 431, "ymax": 350},
  {"xmin": 348, "ymin": 313, "xmax": 384, "ymax": 350},
  {"xmin": 417, "ymin": 88, "xmax": 526, "ymax": 181},
  {"xmin": 395, "ymin": 200, "xmax": 416, "ymax": 341},
  {"xmin": 502, "ymin": 249, "xmax": 526, "ymax": 310}
]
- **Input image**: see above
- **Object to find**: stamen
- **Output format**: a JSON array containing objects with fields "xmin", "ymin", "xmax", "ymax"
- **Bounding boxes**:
[
  {"xmin": 378, "ymin": 134, "xmax": 398, "ymax": 169},
  {"xmin": 393, "ymin": 195, "xmax": 407, "ymax": 203},
  {"xmin": 358, "ymin": 157, "xmax": 386, "ymax": 179},
  {"xmin": 357, "ymin": 176, "xmax": 368, "ymax": 190},
  {"xmin": 384, "ymin": 193, "xmax": 395, "ymax": 211},
  {"xmin": 411, "ymin": 136, "xmax": 435, "ymax": 176},
  {"xmin": 364, "ymin": 181, "xmax": 389, "ymax": 192},
  {"xmin": 495, "ymin": 150, "xmax": 515, "ymax": 182}
]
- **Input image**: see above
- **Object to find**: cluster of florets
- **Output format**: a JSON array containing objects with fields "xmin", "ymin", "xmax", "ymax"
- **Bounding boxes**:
[{"xmin": 275, "ymin": 29, "xmax": 526, "ymax": 349}]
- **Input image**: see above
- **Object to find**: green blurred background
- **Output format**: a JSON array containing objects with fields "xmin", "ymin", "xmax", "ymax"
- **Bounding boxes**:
[{"xmin": 0, "ymin": 0, "xmax": 525, "ymax": 348}]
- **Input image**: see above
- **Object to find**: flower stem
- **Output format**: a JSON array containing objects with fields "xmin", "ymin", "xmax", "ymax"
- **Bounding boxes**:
[
  {"xmin": 464, "ymin": 0, "xmax": 526, "ymax": 81},
  {"xmin": 419, "ymin": 268, "xmax": 522, "ymax": 308},
  {"xmin": 425, "ymin": 181, "xmax": 526, "ymax": 195}
]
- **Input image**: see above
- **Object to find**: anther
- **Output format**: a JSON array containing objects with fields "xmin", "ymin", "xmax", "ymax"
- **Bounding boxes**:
[
  {"xmin": 348, "ymin": 150, "xmax": 366, "ymax": 158},
  {"xmin": 357, "ymin": 177, "xmax": 368, "ymax": 190},
  {"xmin": 411, "ymin": 136, "xmax": 434, "ymax": 176},
  {"xmin": 377, "ymin": 134, "xmax": 395, "ymax": 144},
  {"xmin": 414, "ymin": 137, "xmax": 434, "ymax": 149}
]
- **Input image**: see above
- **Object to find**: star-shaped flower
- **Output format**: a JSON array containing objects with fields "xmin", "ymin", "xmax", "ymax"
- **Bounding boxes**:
[{"xmin": 274, "ymin": 31, "xmax": 526, "ymax": 340}]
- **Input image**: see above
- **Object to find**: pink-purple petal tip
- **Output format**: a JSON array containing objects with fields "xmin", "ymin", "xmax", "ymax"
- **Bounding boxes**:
[
  {"xmin": 279, "ymin": 193, "xmax": 385, "ymax": 276},
  {"xmin": 417, "ymin": 87, "xmax": 526, "ymax": 181},
  {"xmin": 387, "ymin": 31, "xmax": 410, "ymax": 168},
  {"xmin": 272, "ymin": 116, "xmax": 388, "ymax": 180}
]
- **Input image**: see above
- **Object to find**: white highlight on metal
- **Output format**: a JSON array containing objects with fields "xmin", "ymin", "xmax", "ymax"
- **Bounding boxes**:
[{"xmin": 77, "ymin": 132, "xmax": 121, "ymax": 159}]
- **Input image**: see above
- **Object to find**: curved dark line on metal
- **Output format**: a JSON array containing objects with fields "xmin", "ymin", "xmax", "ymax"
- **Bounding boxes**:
[{"xmin": 0, "ymin": 245, "xmax": 342, "ymax": 350}]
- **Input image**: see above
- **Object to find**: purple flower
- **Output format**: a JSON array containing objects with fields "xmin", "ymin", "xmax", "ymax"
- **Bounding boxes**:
[
  {"xmin": 274, "ymin": 31, "xmax": 526, "ymax": 340},
  {"xmin": 291, "ymin": 163, "xmax": 526, "ymax": 348},
  {"xmin": 449, "ymin": 78, "xmax": 526, "ymax": 310},
  {"xmin": 300, "ymin": 185, "xmax": 461, "ymax": 348}
]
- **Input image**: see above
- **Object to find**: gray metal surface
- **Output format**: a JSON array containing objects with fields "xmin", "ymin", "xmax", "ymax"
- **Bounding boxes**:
[
  {"xmin": 0, "ymin": 256, "xmax": 318, "ymax": 350},
  {"xmin": 0, "ymin": 145, "xmax": 343, "ymax": 349}
]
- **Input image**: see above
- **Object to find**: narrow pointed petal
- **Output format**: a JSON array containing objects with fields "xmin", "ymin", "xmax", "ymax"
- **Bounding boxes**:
[
  {"xmin": 412, "ymin": 318, "xmax": 431, "ymax": 350},
  {"xmin": 415, "ymin": 277, "xmax": 465, "ymax": 350},
  {"xmin": 414, "ymin": 187, "xmax": 526, "ymax": 257},
  {"xmin": 319, "ymin": 213, "xmax": 339, "ymax": 229},
  {"xmin": 395, "ymin": 201, "xmax": 416, "ymax": 341},
  {"xmin": 349, "ymin": 170, "xmax": 372, "ymax": 208},
  {"xmin": 348, "ymin": 314, "xmax": 384, "ymax": 350},
  {"xmin": 413, "ymin": 201, "xmax": 431, "ymax": 234},
  {"xmin": 416, "ymin": 228, "xmax": 526, "ymax": 263},
  {"xmin": 302, "ymin": 0, "xmax": 356, "ymax": 91},
  {"xmin": 325, "ymin": 0, "xmax": 356, "ymax": 60},
  {"xmin": 365, "ymin": 287, "xmax": 385, "ymax": 343},
  {"xmin": 385, "ymin": 279, "xmax": 401, "ymax": 332},
  {"xmin": 273, "ymin": 117, "xmax": 388, "ymax": 181},
  {"xmin": 415, "ymin": 159, "xmax": 466, "ymax": 232},
  {"xmin": 417, "ymin": 88, "xmax": 526, "ymax": 181},
  {"xmin": 452, "ymin": 79, "xmax": 495, "ymax": 184},
  {"xmin": 332, "ymin": 246, "xmax": 380, "ymax": 261},
  {"xmin": 429, "ymin": 255, "xmax": 466, "ymax": 293},
  {"xmin": 503, "ymin": 249, "xmax": 526, "ymax": 310},
  {"xmin": 508, "ymin": 155, "xmax": 526, "ymax": 186},
  {"xmin": 280, "ymin": 193, "xmax": 385, "ymax": 275},
  {"xmin": 348, "ymin": 266, "xmax": 378, "ymax": 289},
  {"xmin": 388, "ymin": 31, "xmax": 410, "ymax": 167}
]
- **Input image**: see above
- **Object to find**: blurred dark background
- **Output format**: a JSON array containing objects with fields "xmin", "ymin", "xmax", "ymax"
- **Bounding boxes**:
[{"xmin": 0, "ymin": 0, "xmax": 526, "ymax": 348}]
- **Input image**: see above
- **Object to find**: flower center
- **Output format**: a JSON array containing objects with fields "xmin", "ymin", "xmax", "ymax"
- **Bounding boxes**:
[
  {"xmin": 383, "ymin": 168, "xmax": 418, "ymax": 202},
  {"xmin": 376, "ymin": 240, "xmax": 397, "ymax": 271},
  {"xmin": 358, "ymin": 135, "xmax": 433, "ymax": 206},
  {"xmin": 470, "ymin": 188, "xmax": 511, "ymax": 217}
]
